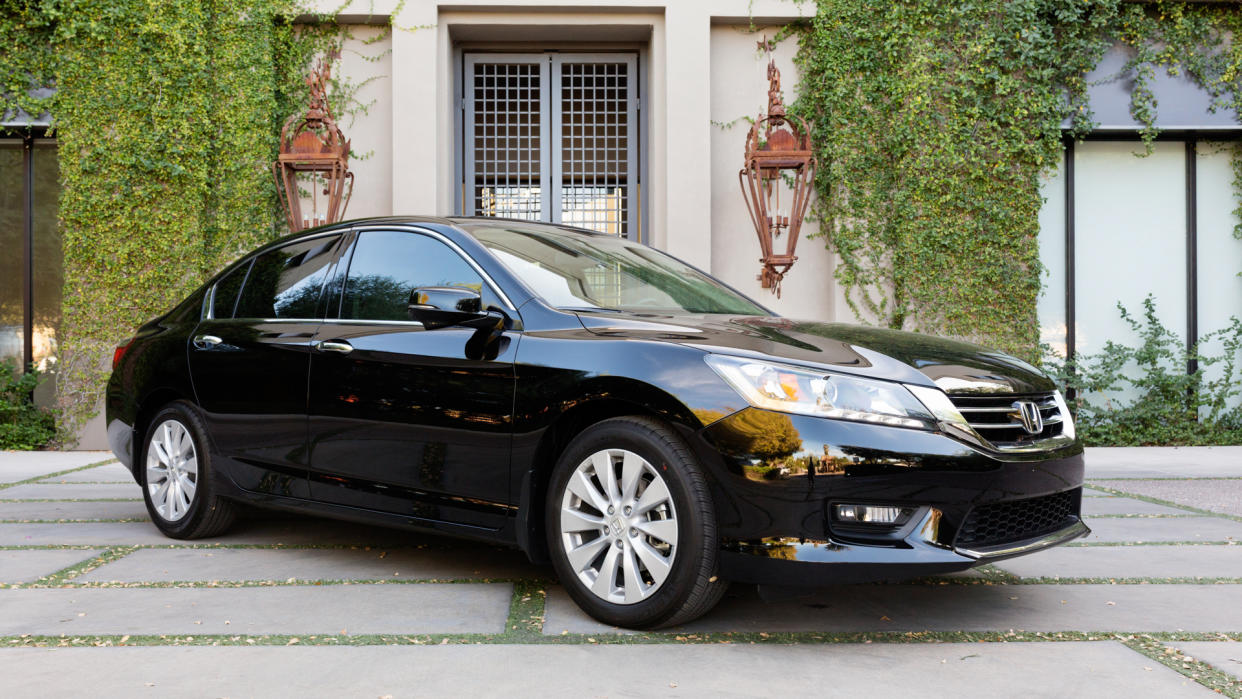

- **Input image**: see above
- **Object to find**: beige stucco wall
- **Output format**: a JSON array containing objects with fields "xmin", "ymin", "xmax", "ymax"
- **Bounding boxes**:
[
  {"xmin": 306, "ymin": 0, "xmax": 839, "ymax": 320},
  {"xmin": 337, "ymin": 26, "xmax": 394, "ymax": 220}
]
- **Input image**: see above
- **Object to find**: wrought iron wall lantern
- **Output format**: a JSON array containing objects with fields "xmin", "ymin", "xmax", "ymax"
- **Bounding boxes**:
[
  {"xmin": 738, "ymin": 48, "xmax": 816, "ymax": 297},
  {"xmin": 273, "ymin": 51, "xmax": 354, "ymax": 232}
]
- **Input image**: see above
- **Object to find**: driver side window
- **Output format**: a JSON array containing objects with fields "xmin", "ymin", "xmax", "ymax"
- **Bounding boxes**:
[{"xmin": 338, "ymin": 230, "xmax": 496, "ymax": 322}]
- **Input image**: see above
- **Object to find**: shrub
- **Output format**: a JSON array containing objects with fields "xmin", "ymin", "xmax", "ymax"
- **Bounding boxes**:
[
  {"xmin": 1044, "ymin": 296, "xmax": 1242, "ymax": 446},
  {"xmin": 0, "ymin": 360, "xmax": 57, "ymax": 450}
]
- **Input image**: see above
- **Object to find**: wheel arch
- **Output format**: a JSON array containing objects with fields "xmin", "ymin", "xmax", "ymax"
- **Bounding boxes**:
[{"xmin": 515, "ymin": 377, "xmax": 709, "ymax": 564}]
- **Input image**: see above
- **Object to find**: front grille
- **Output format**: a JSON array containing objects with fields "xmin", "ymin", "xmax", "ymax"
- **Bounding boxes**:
[
  {"xmin": 948, "ymin": 392, "xmax": 1064, "ymax": 448},
  {"xmin": 955, "ymin": 489, "xmax": 1079, "ymax": 549}
]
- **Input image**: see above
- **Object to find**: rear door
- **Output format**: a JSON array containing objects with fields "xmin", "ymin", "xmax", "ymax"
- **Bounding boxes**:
[
  {"xmin": 306, "ymin": 228, "xmax": 518, "ymax": 529},
  {"xmin": 189, "ymin": 233, "xmax": 346, "ymax": 498}
]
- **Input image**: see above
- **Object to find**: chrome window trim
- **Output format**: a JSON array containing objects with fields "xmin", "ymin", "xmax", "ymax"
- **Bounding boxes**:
[
  {"xmin": 348, "ymin": 224, "xmax": 518, "ymax": 312},
  {"xmin": 321, "ymin": 318, "xmax": 425, "ymax": 328}
]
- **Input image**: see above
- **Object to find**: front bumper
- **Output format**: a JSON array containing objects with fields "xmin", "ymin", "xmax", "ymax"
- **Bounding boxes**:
[{"xmin": 692, "ymin": 408, "xmax": 1089, "ymax": 586}]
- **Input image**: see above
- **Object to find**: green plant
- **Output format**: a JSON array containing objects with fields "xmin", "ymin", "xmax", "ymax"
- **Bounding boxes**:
[
  {"xmin": 1, "ymin": 1, "xmax": 371, "ymax": 444},
  {"xmin": 1044, "ymin": 296, "xmax": 1242, "ymax": 446},
  {"xmin": 0, "ymin": 361, "xmax": 57, "ymax": 450},
  {"xmin": 791, "ymin": 1, "xmax": 1242, "ymax": 360}
]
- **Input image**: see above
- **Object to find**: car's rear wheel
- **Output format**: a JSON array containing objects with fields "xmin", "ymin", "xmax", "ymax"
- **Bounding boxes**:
[
  {"xmin": 141, "ymin": 401, "xmax": 236, "ymax": 539},
  {"xmin": 546, "ymin": 416, "xmax": 727, "ymax": 629}
]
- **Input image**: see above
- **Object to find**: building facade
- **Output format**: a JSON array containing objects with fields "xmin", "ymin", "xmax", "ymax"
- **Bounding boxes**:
[{"xmin": 2, "ymin": 0, "xmax": 1241, "ymax": 447}]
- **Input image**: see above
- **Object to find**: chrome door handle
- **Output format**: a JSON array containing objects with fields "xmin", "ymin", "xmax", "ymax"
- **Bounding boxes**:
[
  {"xmin": 316, "ymin": 340, "xmax": 354, "ymax": 355},
  {"xmin": 193, "ymin": 334, "xmax": 222, "ymax": 349}
]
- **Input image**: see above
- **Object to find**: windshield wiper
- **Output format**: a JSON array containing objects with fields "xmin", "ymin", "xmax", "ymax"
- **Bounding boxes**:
[{"xmin": 559, "ymin": 306, "xmax": 623, "ymax": 314}]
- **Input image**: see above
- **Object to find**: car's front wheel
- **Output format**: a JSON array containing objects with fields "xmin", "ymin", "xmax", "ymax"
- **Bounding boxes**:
[
  {"xmin": 546, "ymin": 416, "xmax": 727, "ymax": 629},
  {"xmin": 140, "ymin": 401, "xmax": 236, "ymax": 539}
]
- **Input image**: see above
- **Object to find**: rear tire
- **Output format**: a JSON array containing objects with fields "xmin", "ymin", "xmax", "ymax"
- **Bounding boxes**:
[
  {"xmin": 140, "ymin": 401, "xmax": 236, "ymax": 539},
  {"xmin": 546, "ymin": 416, "xmax": 727, "ymax": 629}
]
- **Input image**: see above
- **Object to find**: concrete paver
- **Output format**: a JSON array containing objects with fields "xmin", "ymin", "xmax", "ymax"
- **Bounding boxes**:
[
  {"xmin": 0, "ymin": 642, "xmax": 1213, "ymax": 699},
  {"xmin": 0, "ymin": 549, "xmax": 103, "ymax": 584},
  {"xmin": 1082, "ymin": 497, "xmax": 1194, "ymax": 516},
  {"xmin": 78, "ymin": 546, "xmax": 542, "ymax": 583},
  {"xmin": 1086, "ymin": 446, "xmax": 1242, "ymax": 478},
  {"xmin": 0, "ymin": 452, "xmax": 113, "ymax": 484},
  {"xmin": 1078, "ymin": 517, "xmax": 1242, "ymax": 543},
  {"xmin": 1171, "ymin": 642, "xmax": 1242, "ymax": 682},
  {"xmin": 0, "ymin": 483, "xmax": 140, "ymax": 500},
  {"xmin": 543, "ymin": 583, "xmax": 1242, "ymax": 635},
  {"xmin": 38, "ymin": 462, "xmax": 134, "ymax": 484},
  {"xmin": 1091, "ymin": 479, "xmax": 1242, "ymax": 517},
  {"xmin": 0, "ymin": 584, "xmax": 512, "ymax": 636},
  {"xmin": 992, "ymin": 544, "xmax": 1242, "ymax": 580},
  {"xmin": 0, "ymin": 500, "xmax": 150, "ymax": 521}
]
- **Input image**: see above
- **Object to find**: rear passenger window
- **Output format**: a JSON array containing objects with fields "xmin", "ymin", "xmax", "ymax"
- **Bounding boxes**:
[
  {"xmin": 211, "ymin": 260, "xmax": 251, "ymax": 319},
  {"xmin": 339, "ymin": 230, "xmax": 496, "ymax": 321},
  {"xmin": 234, "ymin": 235, "xmax": 343, "ymax": 319}
]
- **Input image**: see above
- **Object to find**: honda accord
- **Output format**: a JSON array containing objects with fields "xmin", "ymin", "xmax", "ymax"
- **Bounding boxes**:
[{"xmin": 106, "ymin": 217, "xmax": 1088, "ymax": 629}]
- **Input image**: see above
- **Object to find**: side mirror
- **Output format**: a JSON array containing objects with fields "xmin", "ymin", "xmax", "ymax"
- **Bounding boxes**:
[{"xmin": 408, "ymin": 286, "xmax": 498, "ymax": 330}]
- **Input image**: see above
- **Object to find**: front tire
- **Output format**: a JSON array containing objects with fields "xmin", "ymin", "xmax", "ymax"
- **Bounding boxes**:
[
  {"xmin": 546, "ymin": 416, "xmax": 727, "ymax": 629},
  {"xmin": 140, "ymin": 401, "xmax": 236, "ymax": 539}
]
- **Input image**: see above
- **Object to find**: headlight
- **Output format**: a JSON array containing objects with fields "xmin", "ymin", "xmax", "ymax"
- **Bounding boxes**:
[{"xmin": 704, "ymin": 354, "xmax": 936, "ymax": 429}]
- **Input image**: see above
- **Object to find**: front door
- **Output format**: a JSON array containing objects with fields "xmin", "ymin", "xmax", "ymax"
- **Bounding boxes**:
[
  {"xmin": 188, "ymin": 233, "xmax": 345, "ymax": 498},
  {"xmin": 307, "ymin": 228, "xmax": 518, "ymax": 529}
]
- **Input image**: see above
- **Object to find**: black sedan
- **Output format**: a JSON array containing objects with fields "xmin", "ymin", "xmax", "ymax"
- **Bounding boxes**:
[{"xmin": 106, "ymin": 216, "xmax": 1088, "ymax": 628}]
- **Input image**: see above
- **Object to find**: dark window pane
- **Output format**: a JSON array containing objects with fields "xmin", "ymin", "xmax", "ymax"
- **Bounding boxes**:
[
  {"xmin": 0, "ymin": 141, "xmax": 22, "ymax": 367},
  {"xmin": 340, "ymin": 230, "xmax": 489, "ymax": 321},
  {"xmin": 32, "ymin": 140, "xmax": 61, "ymax": 374},
  {"xmin": 235, "ymin": 235, "xmax": 342, "ymax": 319},
  {"xmin": 212, "ymin": 260, "xmax": 252, "ymax": 319}
]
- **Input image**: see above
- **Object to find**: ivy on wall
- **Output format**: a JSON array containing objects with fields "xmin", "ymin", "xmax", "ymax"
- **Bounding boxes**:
[
  {"xmin": 1, "ymin": 0, "xmax": 348, "ymax": 443},
  {"xmin": 793, "ymin": 0, "xmax": 1242, "ymax": 360}
]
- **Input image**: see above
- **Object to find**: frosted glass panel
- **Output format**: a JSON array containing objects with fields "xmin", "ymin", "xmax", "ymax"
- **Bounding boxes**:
[
  {"xmin": 1074, "ymin": 141, "xmax": 1187, "ymax": 357},
  {"xmin": 1037, "ymin": 147, "xmax": 1067, "ymax": 357},
  {"xmin": 1196, "ymin": 141, "xmax": 1242, "ymax": 411}
]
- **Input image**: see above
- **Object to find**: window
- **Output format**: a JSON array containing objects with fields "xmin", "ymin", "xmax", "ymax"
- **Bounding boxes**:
[
  {"xmin": 233, "ymin": 235, "xmax": 343, "ymax": 320},
  {"xmin": 470, "ymin": 223, "xmax": 768, "ymax": 315},
  {"xmin": 460, "ymin": 53, "xmax": 640, "ymax": 239},
  {"xmin": 1039, "ymin": 137, "xmax": 1242, "ymax": 409},
  {"xmin": 338, "ymin": 230, "xmax": 492, "ymax": 322},
  {"xmin": 1, "ymin": 135, "xmax": 60, "ymax": 386},
  {"xmin": 211, "ymin": 261, "xmax": 251, "ymax": 319}
]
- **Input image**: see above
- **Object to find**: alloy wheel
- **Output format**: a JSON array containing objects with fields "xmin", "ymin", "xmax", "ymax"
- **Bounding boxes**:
[
  {"xmin": 145, "ymin": 418, "xmax": 198, "ymax": 522},
  {"xmin": 559, "ymin": 448, "xmax": 679, "ymax": 605}
]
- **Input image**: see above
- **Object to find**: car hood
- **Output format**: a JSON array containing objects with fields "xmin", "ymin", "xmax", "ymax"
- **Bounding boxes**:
[{"xmin": 573, "ymin": 312, "xmax": 1053, "ymax": 394}]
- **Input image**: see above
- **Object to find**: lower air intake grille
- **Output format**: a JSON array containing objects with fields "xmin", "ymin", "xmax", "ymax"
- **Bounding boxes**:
[{"xmin": 955, "ymin": 489, "xmax": 1079, "ymax": 549}]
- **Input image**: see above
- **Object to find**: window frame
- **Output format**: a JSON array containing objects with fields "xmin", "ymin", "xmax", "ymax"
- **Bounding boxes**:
[{"xmin": 1051, "ymin": 130, "xmax": 1242, "ymax": 376}]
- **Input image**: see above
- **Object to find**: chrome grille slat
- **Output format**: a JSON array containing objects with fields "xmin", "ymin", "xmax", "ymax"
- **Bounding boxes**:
[{"xmin": 947, "ymin": 391, "xmax": 1065, "ymax": 449}]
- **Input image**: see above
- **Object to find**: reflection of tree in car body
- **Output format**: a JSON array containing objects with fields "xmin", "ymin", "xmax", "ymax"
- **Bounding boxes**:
[{"xmin": 696, "ymin": 408, "xmax": 801, "ymax": 480}]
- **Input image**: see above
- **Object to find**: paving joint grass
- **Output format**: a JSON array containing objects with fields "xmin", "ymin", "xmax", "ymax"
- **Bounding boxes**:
[
  {"xmin": 2, "ymin": 629, "xmax": 1239, "ymax": 650},
  {"xmin": 1067, "ymin": 540, "xmax": 1239, "ymax": 547},
  {"xmin": 0, "ymin": 498, "xmax": 140, "ymax": 503},
  {"xmin": 1122, "ymin": 633, "xmax": 1242, "ymax": 697},
  {"xmin": 505, "ymin": 580, "xmax": 549, "ymax": 637},
  {"xmin": 0, "ymin": 459, "xmax": 120, "ymax": 492},
  {"xmin": 1085, "ymin": 514, "xmax": 1202, "ymax": 519}
]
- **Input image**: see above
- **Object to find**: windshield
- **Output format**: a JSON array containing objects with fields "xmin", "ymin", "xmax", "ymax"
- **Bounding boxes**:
[{"xmin": 467, "ymin": 224, "xmax": 771, "ymax": 316}]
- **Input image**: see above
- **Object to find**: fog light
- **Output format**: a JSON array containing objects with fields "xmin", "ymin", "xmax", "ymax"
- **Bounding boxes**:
[{"xmin": 834, "ymin": 504, "xmax": 909, "ymax": 525}]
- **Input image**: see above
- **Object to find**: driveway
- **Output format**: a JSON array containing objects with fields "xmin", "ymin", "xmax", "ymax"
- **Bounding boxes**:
[{"xmin": 1, "ymin": 447, "xmax": 1240, "ymax": 697}]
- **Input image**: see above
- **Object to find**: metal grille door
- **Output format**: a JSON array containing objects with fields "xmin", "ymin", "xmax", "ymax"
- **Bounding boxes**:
[
  {"xmin": 462, "ymin": 53, "xmax": 639, "ymax": 238},
  {"xmin": 464, "ymin": 56, "xmax": 549, "ymax": 220}
]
